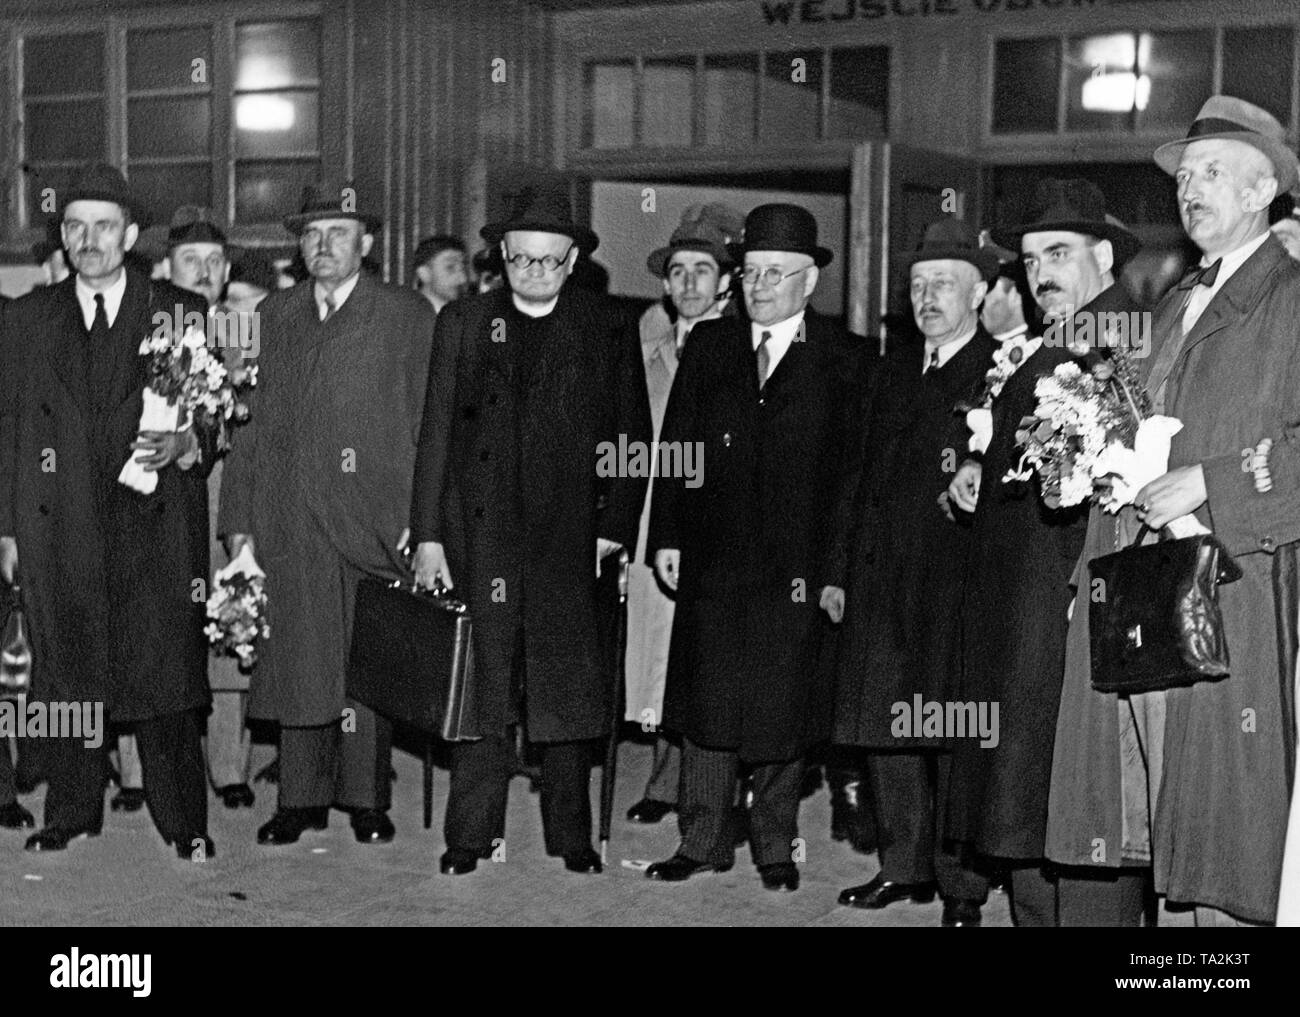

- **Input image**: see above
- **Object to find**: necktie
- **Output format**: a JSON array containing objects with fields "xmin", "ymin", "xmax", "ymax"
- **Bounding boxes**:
[
  {"xmin": 89, "ymin": 293, "xmax": 109, "ymax": 340},
  {"xmin": 925, "ymin": 346, "xmax": 940, "ymax": 374},
  {"xmin": 756, "ymin": 330, "xmax": 771, "ymax": 388},
  {"xmin": 87, "ymin": 293, "xmax": 113, "ymax": 415},
  {"xmin": 1176, "ymin": 258, "xmax": 1222, "ymax": 291},
  {"xmin": 321, "ymin": 293, "xmax": 337, "ymax": 322}
]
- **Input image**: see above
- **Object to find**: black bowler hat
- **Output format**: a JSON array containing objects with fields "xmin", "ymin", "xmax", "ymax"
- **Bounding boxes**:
[
  {"xmin": 283, "ymin": 180, "xmax": 383, "ymax": 235},
  {"xmin": 166, "ymin": 205, "xmax": 228, "ymax": 249},
  {"xmin": 480, "ymin": 183, "xmax": 598, "ymax": 254},
  {"xmin": 59, "ymin": 163, "xmax": 146, "ymax": 223},
  {"xmin": 995, "ymin": 178, "xmax": 1141, "ymax": 268},
  {"xmin": 732, "ymin": 203, "xmax": 832, "ymax": 267},
  {"xmin": 899, "ymin": 218, "xmax": 1000, "ymax": 283}
]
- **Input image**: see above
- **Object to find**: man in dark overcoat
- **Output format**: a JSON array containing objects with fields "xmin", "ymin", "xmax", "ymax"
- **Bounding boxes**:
[
  {"xmin": 945, "ymin": 180, "xmax": 1143, "ymax": 925},
  {"xmin": 220, "ymin": 183, "xmax": 436, "ymax": 846},
  {"xmin": 644, "ymin": 203, "xmax": 865, "ymax": 893},
  {"xmin": 830, "ymin": 218, "xmax": 997, "ymax": 924},
  {"xmin": 0, "ymin": 165, "xmax": 213, "ymax": 856},
  {"xmin": 409, "ymin": 185, "xmax": 651, "ymax": 875}
]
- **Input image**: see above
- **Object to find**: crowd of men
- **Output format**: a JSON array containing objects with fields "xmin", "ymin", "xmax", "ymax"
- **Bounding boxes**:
[{"xmin": 2, "ymin": 92, "xmax": 1300, "ymax": 927}]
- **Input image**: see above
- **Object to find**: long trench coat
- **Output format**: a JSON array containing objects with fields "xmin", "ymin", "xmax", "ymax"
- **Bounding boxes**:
[
  {"xmin": 0, "ymin": 272, "xmax": 212, "ymax": 722},
  {"xmin": 649, "ymin": 310, "xmax": 866, "ymax": 763},
  {"xmin": 1047, "ymin": 236, "xmax": 1300, "ymax": 924},
  {"xmin": 408, "ymin": 286, "xmax": 650, "ymax": 744},
  {"xmin": 218, "ymin": 276, "xmax": 436, "ymax": 727},
  {"xmin": 832, "ymin": 328, "xmax": 997, "ymax": 750}
]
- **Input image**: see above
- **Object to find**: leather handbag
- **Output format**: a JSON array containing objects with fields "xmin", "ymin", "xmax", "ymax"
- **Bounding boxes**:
[
  {"xmin": 1088, "ymin": 526, "xmax": 1243, "ymax": 695},
  {"xmin": 1, "ymin": 584, "xmax": 32, "ymax": 697},
  {"xmin": 346, "ymin": 577, "xmax": 479, "ymax": 741}
]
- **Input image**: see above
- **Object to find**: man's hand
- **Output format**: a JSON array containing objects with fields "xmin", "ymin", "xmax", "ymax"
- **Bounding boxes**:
[
  {"xmin": 226, "ymin": 533, "xmax": 255, "ymax": 560},
  {"xmin": 1135, "ymin": 464, "xmax": 1207, "ymax": 530},
  {"xmin": 0, "ymin": 536, "xmax": 16, "ymax": 586},
  {"xmin": 413, "ymin": 541, "xmax": 454, "ymax": 591},
  {"xmin": 132, "ymin": 428, "xmax": 199, "ymax": 472},
  {"xmin": 596, "ymin": 537, "xmax": 622, "ymax": 578},
  {"xmin": 654, "ymin": 549, "xmax": 680, "ymax": 592},
  {"xmin": 819, "ymin": 585, "xmax": 845, "ymax": 623},
  {"xmin": 948, "ymin": 461, "xmax": 982, "ymax": 514}
]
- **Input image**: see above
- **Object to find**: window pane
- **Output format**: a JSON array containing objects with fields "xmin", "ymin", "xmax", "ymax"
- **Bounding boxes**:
[
  {"xmin": 24, "ymin": 33, "xmax": 103, "ymax": 96},
  {"xmin": 25, "ymin": 100, "xmax": 106, "ymax": 160},
  {"xmin": 24, "ymin": 165, "xmax": 74, "ymax": 226},
  {"xmin": 640, "ymin": 58, "xmax": 694, "ymax": 148},
  {"xmin": 235, "ymin": 91, "xmax": 319, "ymax": 157},
  {"xmin": 1066, "ymin": 33, "xmax": 1136, "ymax": 132},
  {"xmin": 827, "ymin": 46, "xmax": 888, "ymax": 139},
  {"xmin": 236, "ymin": 160, "xmax": 320, "ymax": 222},
  {"xmin": 586, "ymin": 62, "xmax": 634, "ymax": 149},
  {"xmin": 128, "ymin": 163, "xmax": 213, "ymax": 227},
  {"xmin": 129, "ymin": 97, "xmax": 212, "ymax": 158},
  {"xmin": 1136, "ymin": 31, "xmax": 1213, "ymax": 131},
  {"xmin": 993, "ymin": 37, "xmax": 1059, "ymax": 134},
  {"xmin": 236, "ymin": 20, "xmax": 320, "ymax": 90},
  {"xmin": 703, "ymin": 53, "xmax": 756, "ymax": 147},
  {"xmin": 128, "ymin": 27, "xmax": 213, "ymax": 91},
  {"xmin": 761, "ymin": 50, "xmax": 822, "ymax": 144},
  {"xmin": 1223, "ymin": 27, "xmax": 1294, "ymax": 127}
]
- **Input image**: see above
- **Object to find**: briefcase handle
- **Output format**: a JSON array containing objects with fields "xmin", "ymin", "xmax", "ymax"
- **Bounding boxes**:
[{"xmin": 1132, "ymin": 525, "xmax": 1242, "ymax": 586}]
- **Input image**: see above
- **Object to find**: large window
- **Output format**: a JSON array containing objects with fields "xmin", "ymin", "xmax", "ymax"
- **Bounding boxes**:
[
  {"xmin": 992, "ymin": 25, "xmax": 1296, "ymax": 136},
  {"xmin": 583, "ymin": 45, "xmax": 888, "ymax": 151},
  {"xmin": 18, "ymin": 11, "xmax": 322, "ymax": 230}
]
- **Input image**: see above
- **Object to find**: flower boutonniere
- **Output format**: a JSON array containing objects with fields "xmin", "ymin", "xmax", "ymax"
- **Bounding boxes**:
[{"xmin": 956, "ymin": 334, "xmax": 1041, "ymax": 453}]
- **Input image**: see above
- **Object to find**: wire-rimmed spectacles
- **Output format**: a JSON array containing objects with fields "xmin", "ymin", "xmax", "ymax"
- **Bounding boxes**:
[
  {"xmin": 503, "ymin": 244, "xmax": 574, "ymax": 273},
  {"xmin": 741, "ymin": 265, "xmax": 812, "ymax": 288}
]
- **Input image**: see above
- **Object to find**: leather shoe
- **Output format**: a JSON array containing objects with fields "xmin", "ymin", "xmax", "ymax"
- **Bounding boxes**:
[
  {"xmin": 350, "ymin": 808, "xmax": 395, "ymax": 844},
  {"xmin": 110, "ymin": 787, "xmax": 146, "ymax": 813},
  {"xmin": 625, "ymin": 798, "xmax": 675, "ymax": 824},
  {"xmin": 759, "ymin": 862, "xmax": 800, "ymax": 892},
  {"xmin": 175, "ymin": 835, "xmax": 216, "ymax": 861},
  {"xmin": 562, "ymin": 847, "xmax": 603, "ymax": 874},
  {"xmin": 25, "ymin": 826, "xmax": 100, "ymax": 852},
  {"xmin": 941, "ymin": 899, "xmax": 982, "ymax": 927},
  {"xmin": 217, "ymin": 783, "xmax": 255, "ymax": 809},
  {"xmin": 256, "ymin": 806, "xmax": 328, "ymax": 845},
  {"xmin": 646, "ymin": 853, "xmax": 733, "ymax": 882},
  {"xmin": 0, "ymin": 802, "xmax": 35, "ymax": 830},
  {"xmin": 440, "ymin": 848, "xmax": 481, "ymax": 875},
  {"xmin": 838, "ymin": 874, "xmax": 937, "ymax": 909}
]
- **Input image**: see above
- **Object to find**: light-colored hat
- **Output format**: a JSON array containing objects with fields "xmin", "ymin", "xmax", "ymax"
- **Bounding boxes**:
[{"xmin": 1153, "ymin": 95, "xmax": 1299, "ymax": 193}]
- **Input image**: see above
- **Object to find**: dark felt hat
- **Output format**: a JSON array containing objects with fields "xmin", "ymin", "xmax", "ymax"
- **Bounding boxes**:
[
  {"xmin": 283, "ymin": 180, "xmax": 383, "ymax": 235},
  {"xmin": 59, "ymin": 163, "xmax": 145, "ymax": 223},
  {"xmin": 480, "ymin": 184, "xmax": 598, "ymax": 254},
  {"xmin": 646, "ymin": 202, "xmax": 745, "ymax": 277},
  {"xmin": 1154, "ymin": 95, "xmax": 1299, "ymax": 194},
  {"xmin": 731, "ymin": 203, "xmax": 832, "ymax": 267},
  {"xmin": 899, "ymin": 218, "xmax": 1000, "ymax": 283},
  {"xmin": 994, "ymin": 178, "xmax": 1141, "ymax": 268},
  {"xmin": 166, "ymin": 205, "xmax": 228, "ymax": 249}
]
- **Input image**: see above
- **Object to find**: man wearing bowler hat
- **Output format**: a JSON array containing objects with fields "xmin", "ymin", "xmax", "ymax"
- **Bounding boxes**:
[
  {"xmin": 1046, "ymin": 96, "xmax": 1300, "ymax": 926},
  {"xmin": 831, "ymin": 218, "xmax": 997, "ymax": 923},
  {"xmin": 0, "ymin": 164, "xmax": 214, "ymax": 856},
  {"xmin": 644, "ymin": 203, "xmax": 866, "ymax": 892},
  {"xmin": 409, "ymin": 183, "xmax": 650, "ymax": 875},
  {"xmin": 220, "ymin": 182, "xmax": 437, "ymax": 846}
]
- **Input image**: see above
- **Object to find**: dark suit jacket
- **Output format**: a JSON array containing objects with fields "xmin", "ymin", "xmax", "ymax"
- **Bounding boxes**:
[
  {"xmin": 0, "ymin": 270, "xmax": 212, "ymax": 721},
  {"xmin": 408, "ymin": 285, "xmax": 651, "ymax": 743},
  {"xmin": 649, "ymin": 309, "xmax": 867, "ymax": 762}
]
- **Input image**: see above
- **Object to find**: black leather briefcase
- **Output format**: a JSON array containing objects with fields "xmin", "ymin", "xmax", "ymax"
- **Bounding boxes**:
[{"xmin": 347, "ymin": 577, "xmax": 479, "ymax": 741}]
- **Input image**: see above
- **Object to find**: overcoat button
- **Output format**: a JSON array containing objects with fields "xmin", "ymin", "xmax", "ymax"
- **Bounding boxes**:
[
  {"xmin": 40, "ymin": 402, "xmax": 52, "ymax": 416},
  {"xmin": 488, "ymin": 393, "xmax": 499, "ymax": 405},
  {"xmin": 722, "ymin": 432, "xmax": 732, "ymax": 447},
  {"xmin": 1261, "ymin": 535, "xmax": 1276, "ymax": 551},
  {"xmin": 479, "ymin": 451, "xmax": 490, "ymax": 462},
  {"xmin": 38, "ymin": 504, "xmax": 49, "ymax": 515},
  {"xmin": 473, "ymin": 507, "xmax": 485, "ymax": 519},
  {"xmin": 758, "ymin": 397, "xmax": 766, "ymax": 406}
]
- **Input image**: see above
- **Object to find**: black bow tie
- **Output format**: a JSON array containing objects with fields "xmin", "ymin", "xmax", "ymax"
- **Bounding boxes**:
[{"xmin": 1177, "ymin": 258, "xmax": 1222, "ymax": 291}]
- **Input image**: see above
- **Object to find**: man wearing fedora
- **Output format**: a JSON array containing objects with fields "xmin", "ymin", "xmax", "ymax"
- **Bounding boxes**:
[
  {"xmin": 412, "ymin": 234, "xmax": 470, "ymax": 317},
  {"xmin": 643, "ymin": 203, "xmax": 864, "ymax": 892},
  {"xmin": 409, "ymin": 183, "xmax": 650, "ymax": 875},
  {"xmin": 831, "ymin": 218, "xmax": 996, "ymax": 924},
  {"xmin": 624, "ymin": 201, "xmax": 744, "ymax": 827},
  {"xmin": 220, "ymin": 182, "xmax": 437, "ymax": 846},
  {"xmin": 0, "ymin": 164, "xmax": 215, "ymax": 856},
  {"xmin": 1046, "ymin": 96, "xmax": 1300, "ymax": 926},
  {"xmin": 946, "ymin": 180, "xmax": 1145, "ymax": 925}
]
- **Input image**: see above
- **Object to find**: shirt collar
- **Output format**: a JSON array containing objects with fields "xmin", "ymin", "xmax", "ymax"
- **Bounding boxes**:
[
  {"xmin": 751, "ymin": 310, "xmax": 805, "ymax": 348},
  {"xmin": 1200, "ymin": 230, "xmax": 1271, "ymax": 293},
  {"xmin": 511, "ymin": 292, "xmax": 559, "ymax": 318},
  {"xmin": 924, "ymin": 325, "xmax": 977, "ymax": 370},
  {"xmin": 993, "ymin": 322, "xmax": 1029, "ymax": 344},
  {"xmin": 315, "ymin": 270, "xmax": 361, "ymax": 316},
  {"xmin": 75, "ymin": 269, "xmax": 128, "ymax": 329}
]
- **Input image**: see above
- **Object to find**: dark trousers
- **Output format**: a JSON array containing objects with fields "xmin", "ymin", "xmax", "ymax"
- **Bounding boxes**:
[
  {"xmin": 1006, "ymin": 861, "xmax": 1149, "ymax": 926},
  {"xmin": 0, "ymin": 733, "xmax": 16, "ymax": 806},
  {"xmin": 445, "ymin": 729, "xmax": 593, "ymax": 858},
  {"xmin": 278, "ymin": 698, "xmax": 392, "ymax": 811},
  {"xmin": 643, "ymin": 734, "xmax": 681, "ymax": 804},
  {"xmin": 868, "ymin": 749, "xmax": 988, "ymax": 903},
  {"xmin": 43, "ymin": 707, "xmax": 207, "ymax": 843},
  {"xmin": 679, "ymin": 739, "xmax": 802, "ymax": 868}
]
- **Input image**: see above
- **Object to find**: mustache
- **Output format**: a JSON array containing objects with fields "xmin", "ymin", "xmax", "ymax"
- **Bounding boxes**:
[
  {"xmin": 1184, "ymin": 199, "xmax": 1209, "ymax": 215},
  {"xmin": 1035, "ymin": 282, "xmax": 1061, "ymax": 297}
]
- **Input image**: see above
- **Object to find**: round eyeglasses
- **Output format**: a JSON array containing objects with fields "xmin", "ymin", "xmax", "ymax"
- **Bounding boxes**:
[
  {"xmin": 503, "ymin": 244, "xmax": 575, "ymax": 273},
  {"xmin": 740, "ymin": 265, "xmax": 812, "ymax": 288}
]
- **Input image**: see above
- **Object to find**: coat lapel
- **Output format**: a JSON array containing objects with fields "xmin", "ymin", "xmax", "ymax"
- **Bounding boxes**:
[
  {"xmin": 43, "ymin": 279, "xmax": 90, "ymax": 414},
  {"xmin": 107, "ymin": 272, "xmax": 151, "ymax": 414},
  {"xmin": 1179, "ymin": 236, "xmax": 1288, "ymax": 362}
]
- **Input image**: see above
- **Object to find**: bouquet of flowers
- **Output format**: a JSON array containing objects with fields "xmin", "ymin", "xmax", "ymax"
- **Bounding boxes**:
[
  {"xmin": 1004, "ymin": 346, "xmax": 1161, "ymax": 511},
  {"xmin": 118, "ymin": 323, "xmax": 256, "ymax": 494},
  {"xmin": 205, "ymin": 545, "xmax": 269, "ymax": 668}
]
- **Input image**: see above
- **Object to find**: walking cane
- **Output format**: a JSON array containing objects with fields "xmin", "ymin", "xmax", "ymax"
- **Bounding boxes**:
[{"xmin": 599, "ymin": 549, "xmax": 630, "ymax": 865}]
